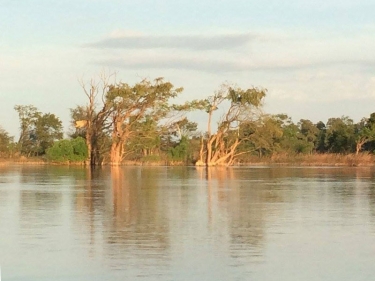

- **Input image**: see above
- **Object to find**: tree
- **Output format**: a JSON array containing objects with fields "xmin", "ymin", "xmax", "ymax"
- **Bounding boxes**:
[
  {"xmin": 354, "ymin": 113, "xmax": 375, "ymax": 154},
  {"xmin": 166, "ymin": 118, "xmax": 198, "ymax": 162},
  {"xmin": 105, "ymin": 78, "xmax": 183, "ymax": 165},
  {"xmin": 298, "ymin": 119, "xmax": 319, "ymax": 153},
  {"xmin": 33, "ymin": 113, "xmax": 64, "ymax": 155},
  {"xmin": 196, "ymin": 84, "xmax": 266, "ymax": 166},
  {"xmin": 315, "ymin": 121, "xmax": 327, "ymax": 153},
  {"xmin": 77, "ymin": 74, "xmax": 188, "ymax": 165},
  {"xmin": 236, "ymin": 115, "xmax": 283, "ymax": 157},
  {"xmin": 250, "ymin": 114, "xmax": 314, "ymax": 155},
  {"xmin": 276, "ymin": 115, "xmax": 302, "ymax": 153},
  {"xmin": 14, "ymin": 105, "xmax": 39, "ymax": 154},
  {"xmin": 124, "ymin": 115, "xmax": 162, "ymax": 160},
  {"xmin": 325, "ymin": 116, "xmax": 355, "ymax": 153},
  {"xmin": 77, "ymin": 73, "xmax": 114, "ymax": 165},
  {"xmin": 14, "ymin": 105, "xmax": 63, "ymax": 156}
]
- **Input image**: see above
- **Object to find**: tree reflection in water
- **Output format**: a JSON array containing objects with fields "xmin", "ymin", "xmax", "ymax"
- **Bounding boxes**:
[
  {"xmin": 106, "ymin": 167, "xmax": 170, "ymax": 269},
  {"xmin": 197, "ymin": 167, "xmax": 285, "ymax": 263}
]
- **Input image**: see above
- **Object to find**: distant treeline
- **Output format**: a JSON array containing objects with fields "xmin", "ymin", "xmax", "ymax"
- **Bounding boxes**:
[{"xmin": 1, "ymin": 74, "xmax": 375, "ymax": 166}]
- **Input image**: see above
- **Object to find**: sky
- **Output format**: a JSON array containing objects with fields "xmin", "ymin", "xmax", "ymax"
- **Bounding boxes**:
[{"xmin": 1, "ymin": 0, "xmax": 375, "ymax": 138}]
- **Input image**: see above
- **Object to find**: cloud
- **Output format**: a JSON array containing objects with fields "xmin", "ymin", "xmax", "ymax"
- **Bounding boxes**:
[
  {"xmin": 94, "ymin": 54, "xmax": 375, "ymax": 74},
  {"xmin": 84, "ymin": 33, "xmax": 256, "ymax": 51}
]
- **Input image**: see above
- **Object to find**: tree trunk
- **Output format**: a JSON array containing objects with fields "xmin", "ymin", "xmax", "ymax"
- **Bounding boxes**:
[
  {"xmin": 356, "ymin": 142, "xmax": 362, "ymax": 155},
  {"xmin": 86, "ymin": 132, "xmax": 93, "ymax": 165},
  {"xmin": 206, "ymin": 138, "xmax": 213, "ymax": 166},
  {"xmin": 110, "ymin": 141, "xmax": 123, "ymax": 165},
  {"xmin": 195, "ymin": 136, "xmax": 205, "ymax": 166}
]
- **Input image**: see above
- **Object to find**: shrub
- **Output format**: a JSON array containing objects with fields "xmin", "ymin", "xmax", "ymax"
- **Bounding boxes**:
[{"xmin": 46, "ymin": 137, "xmax": 88, "ymax": 162}]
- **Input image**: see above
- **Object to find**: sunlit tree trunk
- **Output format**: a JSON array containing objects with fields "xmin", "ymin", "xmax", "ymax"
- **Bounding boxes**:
[{"xmin": 110, "ymin": 141, "xmax": 123, "ymax": 165}]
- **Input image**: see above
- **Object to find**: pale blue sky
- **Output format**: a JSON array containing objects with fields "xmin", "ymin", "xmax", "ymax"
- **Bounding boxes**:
[{"xmin": 1, "ymin": 0, "xmax": 375, "ymax": 137}]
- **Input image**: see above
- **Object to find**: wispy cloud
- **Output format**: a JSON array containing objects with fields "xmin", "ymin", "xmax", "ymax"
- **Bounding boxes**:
[
  {"xmin": 84, "ymin": 33, "xmax": 256, "ymax": 51},
  {"xmin": 95, "ymin": 57, "xmax": 247, "ymax": 73},
  {"xmin": 84, "ymin": 29, "xmax": 375, "ymax": 73}
]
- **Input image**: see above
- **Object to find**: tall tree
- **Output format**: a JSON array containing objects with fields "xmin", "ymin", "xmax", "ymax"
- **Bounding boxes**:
[{"xmin": 105, "ymin": 78, "xmax": 183, "ymax": 165}]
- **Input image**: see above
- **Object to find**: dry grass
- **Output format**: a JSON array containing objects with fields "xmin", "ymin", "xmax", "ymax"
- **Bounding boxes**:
[
  {"xmin": 0, "ymin": 156, "xmax": 47, "ymax": 165},
  {"xmin": 240, "ymin": 153, "xmax": 375, "ymax": 167}
]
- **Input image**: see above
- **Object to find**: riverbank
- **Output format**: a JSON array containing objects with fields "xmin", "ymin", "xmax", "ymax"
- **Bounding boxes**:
[{"xmin": 1, "ymin": 153, "xmax": 375, "ymax": 167}]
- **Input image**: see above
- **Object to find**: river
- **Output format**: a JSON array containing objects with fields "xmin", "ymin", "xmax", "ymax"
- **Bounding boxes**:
[{"xmin": 0, "ymin": 165, "xmax": 374, "ymax": 280}]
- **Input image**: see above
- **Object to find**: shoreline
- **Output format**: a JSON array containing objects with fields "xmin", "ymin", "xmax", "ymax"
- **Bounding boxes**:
[{"xmin": 1, "ymin": 153, "xmax": 375, "ymax": 167}]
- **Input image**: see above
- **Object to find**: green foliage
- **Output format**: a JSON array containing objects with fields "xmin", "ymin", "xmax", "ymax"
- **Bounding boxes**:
[
  {"xmin": 325, "ymin": 116, "xmax": 355, "ymax": 153},
  {"xmin": 353, "ymin": 113, "xmax": 375, "ymax": 153},
  {"xmin": 106, "ymin": 78, "xmax": 183, "ymax": 119},
  {"xmin": 228, "ymin": 86, "xmax": 267, "ymax": 107},
  {"xmin": 34, "ymin": 113, "xmax": 64, "ymax": 154},
  {"xmin": 238, "ymin": 116, "xmax": 283, "ymax": 156},
  {"xmin": 46, "ymin": 137, "xmax": 88, "ymax": 162},
  {"xmin": 70, "ymin": 137, "xmax": 89, "ymax": 161},
  {"xmin": 168, "ymin": 136, "xmax": 189, "ymax": 161},
  {"xmin": 279, "ymin": 117, "xmax": 314, "ymax": 154},
  {"xmin": 124, "ymin": 115, "xmax": 162, "ymax": 160},
  {"xmin": 299, "ymin": 119, "xmax": 319, "ymax": 144},
  {"xmin": 46, "ymin": 140, "xmax": 73, "ymax": 162}
]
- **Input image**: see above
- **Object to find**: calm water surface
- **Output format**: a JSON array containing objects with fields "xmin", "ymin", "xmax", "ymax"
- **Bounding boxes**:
[{"xmin": 0, "ymin": 165, "xmax": 375, "ymax": 280}]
